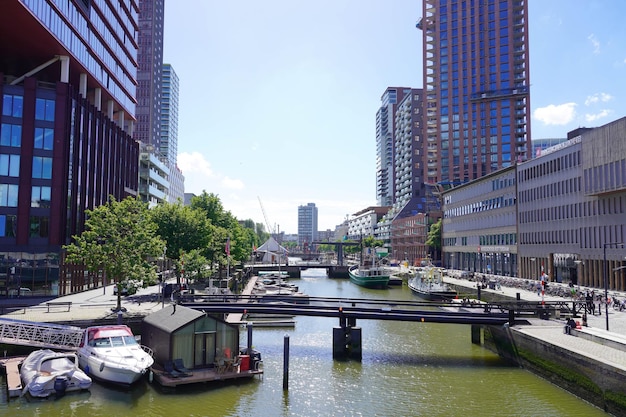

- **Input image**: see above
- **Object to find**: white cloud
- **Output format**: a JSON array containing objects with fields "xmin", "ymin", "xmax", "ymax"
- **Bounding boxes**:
[
  {"xmin": 533, "ymin": 103, "xmax": 577, "ymax": 125},
  {"xmin": 588, "ymin": 33, "xmax": 601, "ymax": 54},
  {"xmin": 584, "ymin": 92, "xmax": 613, "ymax": 106},
  {"xmin": 585, "ymin": 109, "xmax": 612, "ymax": 123},
  {"xmin": 178, "ymin": 151, "xmax": 245, "ymax": 195},
  {"xmin": 221, "ymin": 176, "xmax": 244, "ymax": 190},
  {"xmin": 177, "ymin": 151, "xmax": 214, "ymax": 177}
]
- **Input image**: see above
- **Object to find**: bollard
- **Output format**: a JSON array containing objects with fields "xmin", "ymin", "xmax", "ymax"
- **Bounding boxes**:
[
  {"xmin": 283, "ymin": 334, "xmax": 289, "ymax": 391},
  {"xmin": 516, "ymin": 292, "xmax": 520, "ymax": 301},
  {"xmin": 117, "ymin": 310, "xmax": 123, "ymax": 325}
]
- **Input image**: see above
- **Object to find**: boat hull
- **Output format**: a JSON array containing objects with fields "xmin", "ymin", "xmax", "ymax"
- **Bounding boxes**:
[
  {"xmin": 348, "ymin": 266, "xmax": 389, "ymax": 289},
  {"xmin": 78, "ymin": 354, "xmax": 149, "ymax": 385},
  {"xmin": 77, "ymin": 325, "xmax": 154, "ymax": 385},
  {"xmin": 408, "ymin": 277, "xmax": 457, "ymax": 301},
  {"xmin": 20, "ymin": 350, "xmax": 92, "ymax": 398}
]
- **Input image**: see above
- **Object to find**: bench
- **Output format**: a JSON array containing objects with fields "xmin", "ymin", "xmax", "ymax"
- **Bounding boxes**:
[{"xmin": 46, "ymin": 301, "xmax": 72, "ymax": 312}]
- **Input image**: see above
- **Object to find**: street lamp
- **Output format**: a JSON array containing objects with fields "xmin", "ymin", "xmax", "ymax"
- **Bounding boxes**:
[{"xmin": 603, "ymin": 242, "xmax": 624, "ymax": 331}]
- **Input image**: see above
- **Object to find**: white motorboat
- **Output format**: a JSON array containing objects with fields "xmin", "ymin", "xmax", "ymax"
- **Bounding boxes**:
[
  {"xmin": 77, "ymin": 325, "xmax": 154, "ymax": 385},
  {"xmin": 20, "ymin": 349, "xmax": 92, "ymax": 398}
]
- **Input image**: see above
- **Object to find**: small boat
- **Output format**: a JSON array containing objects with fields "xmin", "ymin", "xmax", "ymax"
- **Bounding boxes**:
[
  {"xmin": 20, "ymin": 349, "xmax": 91, "ymax": 398},
  {"xmin": 77, "ymin": 325, "xmax": 154, "ymax": 385},
  {"xmin": 408, "ymin": 267, "xmax": 457, "ymax": 301},
  {"xmin": 348, "ymin": 264, "xmax": 390, "ymax": 289}
]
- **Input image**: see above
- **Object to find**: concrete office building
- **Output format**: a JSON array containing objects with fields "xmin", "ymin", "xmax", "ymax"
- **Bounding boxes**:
[
  {"xmin": 0, "ymin": 0, "xmax": 140, "ymax": 296},
  {"xmin": 417, "ymin": 0, "xmax": 531, "ymax": 185},
  {"xmin": 517, "ymin": 118, "xmax": 626, "ymax": 291},
  {"xmin": 441, "ymin": 116, "xmax": 626, "ymax": 293},
  {"xmin": 441, "ymin": 166, "xmax": 518, "ymax": 276},
  {"xmin": 298, "ymin": 203, "xmax": 318, "ymax": 249}
]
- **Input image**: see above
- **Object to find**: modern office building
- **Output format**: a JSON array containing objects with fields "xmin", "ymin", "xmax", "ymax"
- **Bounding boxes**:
[
  {"xmin": 517, "ymin": 118, "xmax": 626, "ymax": 291},
  {"xmin": 297, "ymin": 203, "xmax": 318, "ymax": 249},
  {"xmin": 441, "ymin": 165, "xmax": 518, "ymax": 276},
  {"xmin": 417, "ymin": 0, "xmax": 531, "ymax": 185},
  {"xmin": 0, "ymin": 0, "xmax": 140, "ymax": 296},
  {"xmin": 135, "ymin": 0, "xmax": 164, "ymax": 149},
  {"xmin": 441, "ymin": 116, "xmax": 626, "ymax": 293}
]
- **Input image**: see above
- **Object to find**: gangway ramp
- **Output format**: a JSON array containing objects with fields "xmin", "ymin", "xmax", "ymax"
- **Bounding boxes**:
[{"xmin": 0, "ymin": 318, "xmax": 83, "ymax": 350}]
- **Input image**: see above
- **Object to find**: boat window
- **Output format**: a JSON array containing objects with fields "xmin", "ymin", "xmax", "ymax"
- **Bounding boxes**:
[
  {"xmin": 94, "ymin": 338, "xmax": 112, "ymax": 347},
  {"xmin": 111, "ymin": 336, "xmax": 125, "ymax": 347},
  {"xmin": 123, "ymin": 335, "xmax": 138, "ymax": 345}
]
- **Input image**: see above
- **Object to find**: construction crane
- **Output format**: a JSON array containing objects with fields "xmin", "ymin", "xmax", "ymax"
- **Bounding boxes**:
[{"xmin": 257, "ymin": 196, "xmax": 276, "ymax": 235}]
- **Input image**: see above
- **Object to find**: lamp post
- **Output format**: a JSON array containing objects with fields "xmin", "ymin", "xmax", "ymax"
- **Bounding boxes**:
[
  {"xmin": 574, "ymin": 260, "xmax": 583, "ymax": 293},
  {"xmin": 161, "ymin": 245, "xmax": 167, "ymax": 308},
  {"xmin": 603, "ymin": 242, "xmax": 624, "ymax": 331}
]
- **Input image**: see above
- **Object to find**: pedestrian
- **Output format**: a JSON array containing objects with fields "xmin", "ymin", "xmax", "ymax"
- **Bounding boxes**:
[
  {"xmin": 565, "ymin": 318, "xmax": 576, "ymax": 335},
  {"xmin": 536, "ymin": 281, "xmax": 541, "ymax": 296}
]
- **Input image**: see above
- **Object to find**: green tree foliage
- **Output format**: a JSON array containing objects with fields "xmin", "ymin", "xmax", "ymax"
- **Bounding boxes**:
[
  {"xmin": 426, "ymin": 218, "xmax": 442, "ymax": 250},
  {"xmin": 64, "ymin": 196, "xmax": 164, "ymax": 311},
  {"xmin": 180, "ymin": 249, "xmax": 209, "ymax": 280},
  {"xmin": 362, "ymin": 236, "xmax": 384, "ymax": 248},
  {"xmin": 150, "ymin": 201, "xmax": 213, "ymax": 281}
]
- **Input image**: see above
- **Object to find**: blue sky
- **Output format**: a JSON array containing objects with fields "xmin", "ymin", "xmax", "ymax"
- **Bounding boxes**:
[{"xmin": 163, "ymin": 1, "xmax": 626, "ymax": 234}]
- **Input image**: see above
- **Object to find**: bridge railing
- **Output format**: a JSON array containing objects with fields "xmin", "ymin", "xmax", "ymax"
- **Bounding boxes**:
[{"xmin": 0, "ymin": 317, "xmax": 84, "ymax": 350}]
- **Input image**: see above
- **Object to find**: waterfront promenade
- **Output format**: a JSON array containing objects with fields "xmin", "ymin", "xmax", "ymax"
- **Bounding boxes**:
[
  {"xmin": 443, "ymin": 274, "xmax": 626, "ymax": 370},
  {"xmin": 2, "ymin": 275, "xmax": 626, "ymax": 371}
]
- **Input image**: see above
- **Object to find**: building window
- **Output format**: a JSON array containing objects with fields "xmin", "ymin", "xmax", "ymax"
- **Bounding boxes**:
[
  {"xmin": 1, "ymin": 123, "xmax": 22, "ymax": 147},
  {"xmin": 0, "ymin": 154, "xmax": 20, "ymax": 177},
  {"xmin": 32, "ymin": 156, "xmax": 53, "ymax": 179},
  {"xmin": 31, "ymin": 186, "xmax": 52, "ymax": 208},
  {"xmin": 34, "ymin": 127, "xmax": 54, "ymax": 150},
  {"xmin": 0, "ymin": 214, "xmax": 17, "ymax": 237},
  {"xmin": 2, "ymin": 94, "xmax": 24, "ymax": 117},
  {"xmin": 35, "ymin": 98, "xmax": 55, "ymax": 121},
  {"xmin": 0, "ymin": 184, "xmax": 19, "ymax": 207},
  {"xmin": 30, "ymin": 216, "xmax": 50, "ymax": 238}
]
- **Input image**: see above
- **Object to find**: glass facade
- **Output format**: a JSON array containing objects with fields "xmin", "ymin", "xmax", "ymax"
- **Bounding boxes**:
[
  {"xmin": 22, "ymin": 0, "xmax": 139, "ymax": 116},
  {"xmin": 418, "ymin": 0, "xmax": 530, "ymax": 186}
]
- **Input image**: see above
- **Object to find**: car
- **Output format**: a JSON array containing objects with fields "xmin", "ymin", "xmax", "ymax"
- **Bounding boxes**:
[
  {"xmin": 8, "ymin": 287, "xmax": 32, "ymax": 297},
  {"xmin": 113, "ymin": 283, "xmax": 137, "ymax": 296}
]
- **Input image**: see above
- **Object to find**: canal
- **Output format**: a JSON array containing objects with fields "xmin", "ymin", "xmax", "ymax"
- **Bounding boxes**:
[{"xmin": 1, "ymin": 268, "xmax": 608, "ymax": 416}]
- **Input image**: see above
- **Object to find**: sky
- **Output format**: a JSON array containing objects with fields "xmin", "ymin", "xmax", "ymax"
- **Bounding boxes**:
[{"xmin": 163, "ymin": 1, "xmax": 626, "ymax": 234}]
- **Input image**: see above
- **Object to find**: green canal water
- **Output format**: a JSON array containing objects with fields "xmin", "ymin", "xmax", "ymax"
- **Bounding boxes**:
[{"xmin": 1, "ymin": 269, "xmax": 609, "ymax": 416}]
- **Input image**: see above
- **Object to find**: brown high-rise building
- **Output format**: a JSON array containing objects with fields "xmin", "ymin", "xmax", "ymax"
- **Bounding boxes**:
[{"xmin": 417, "ymin": 0, "xmax": 531, "ymax": 186}]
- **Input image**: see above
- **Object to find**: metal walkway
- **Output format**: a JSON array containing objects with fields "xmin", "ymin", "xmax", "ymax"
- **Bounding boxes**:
[{"xmin": 0, "ymin": 317, "xmax": 83, "ymax": 350}]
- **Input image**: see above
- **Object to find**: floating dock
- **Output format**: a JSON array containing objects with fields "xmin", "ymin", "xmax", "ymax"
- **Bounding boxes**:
[{"xmin": 0, "ymin": 356, "xmax": 24, "ymax": 398}]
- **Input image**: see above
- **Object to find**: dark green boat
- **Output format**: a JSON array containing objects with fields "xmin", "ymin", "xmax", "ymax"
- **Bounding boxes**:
[{"xmin": 348, "ymin": 265, "xmax": 390, "ymax": 289}]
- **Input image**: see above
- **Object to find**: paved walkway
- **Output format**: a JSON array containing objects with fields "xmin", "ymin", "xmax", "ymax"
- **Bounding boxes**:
[{"xmin": 444, "ymin": 274, "xmax": 626, "ymax": 370}]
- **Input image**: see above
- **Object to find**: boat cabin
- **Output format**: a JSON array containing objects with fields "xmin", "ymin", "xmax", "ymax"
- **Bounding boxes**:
[{"xmin": 141, "ymin": 305, "xmax": 239, "ymax": 371}]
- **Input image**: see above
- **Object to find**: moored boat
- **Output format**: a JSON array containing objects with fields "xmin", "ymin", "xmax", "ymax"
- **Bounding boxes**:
[
  {"xmin": 408, "ymin": 267, "xmax": 457, "ymax": 301},
  {"xmin": 348, "ymin": 264, "xmax": 390, "ymax": 289},
  {"xmin": 20, "ymin": 349, "xmax": 91, "ymax": 398},
  {"xmin": 77, "ymin": 325, "xmax": 154, "ymax": 385}
]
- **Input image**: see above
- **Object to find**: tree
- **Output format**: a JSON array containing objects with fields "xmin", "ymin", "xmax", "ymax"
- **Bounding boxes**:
[
  {"xmin": 64, "ymin": 196, "xmax": 164, "ymax": 311},
  {"xmin": 426, "ymin": 218, "xmax": 442, "ymax": 263},
  {"xmin": 150, "ymin": 201, "xmax": 213, "ymax": 283}
]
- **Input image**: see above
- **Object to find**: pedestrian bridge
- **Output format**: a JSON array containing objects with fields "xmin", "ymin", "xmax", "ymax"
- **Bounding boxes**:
[{"xmin": 0, "ymin": 317, "xmax": 83, "ymax": 350}]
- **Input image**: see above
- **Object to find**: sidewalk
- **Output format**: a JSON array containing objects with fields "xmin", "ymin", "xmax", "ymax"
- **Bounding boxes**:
[
  {"xmin": 1, "ymin": 282, "xmax": 168, "ymax": 324},
  {"xmin": 444, "ymin": 273, "xmax": 626, "ymax": 371}
]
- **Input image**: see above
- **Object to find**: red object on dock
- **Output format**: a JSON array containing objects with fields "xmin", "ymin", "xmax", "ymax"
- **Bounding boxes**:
[{"xmin": 239, "ymin": 355, "xmax": 250, "ymax": 371}]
